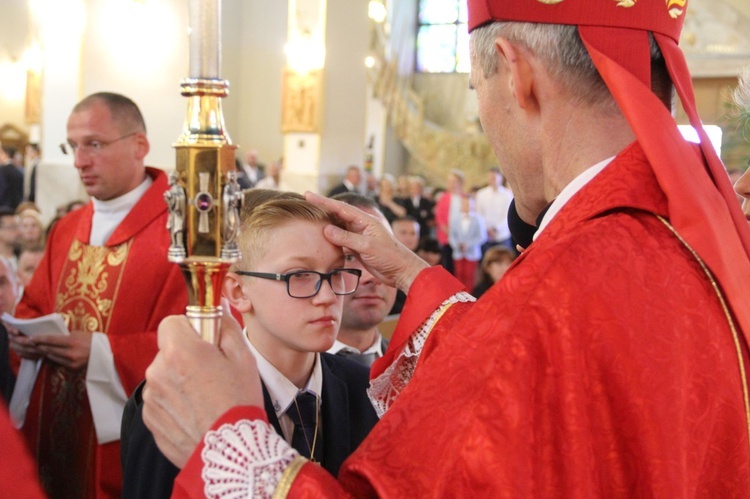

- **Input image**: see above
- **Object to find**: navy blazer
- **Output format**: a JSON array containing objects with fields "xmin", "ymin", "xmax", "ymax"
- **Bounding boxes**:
[{"xmin": 121, "ymin": 353, "xmax": 378, "ymax": 499}]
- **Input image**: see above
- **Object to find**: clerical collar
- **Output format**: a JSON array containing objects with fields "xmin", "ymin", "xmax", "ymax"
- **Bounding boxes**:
[
  {"xmin": 89, "ymin": 175, "xmax": 152, "ymax": 246},
  {"xmin": 91, "ymin": 175, "xmax": 152, "ymax": 214},
  {"xmin": 534, "ymin": 156, "xmax": 615, "ymax": 241},
  {"xmin": 243, "ymin": 330, "xmax": 323, "ymax": 418}
]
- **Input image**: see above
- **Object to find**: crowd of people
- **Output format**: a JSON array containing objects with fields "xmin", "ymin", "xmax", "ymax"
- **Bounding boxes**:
[
  {"xmin": 320, "ymin": 164, "xmax": 517, "ymax": 295},
  {"xmin": 1, "ymin": 0, "xmax": 750, "ymax": 497}
]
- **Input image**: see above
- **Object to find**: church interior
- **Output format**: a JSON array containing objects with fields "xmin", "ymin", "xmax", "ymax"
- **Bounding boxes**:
[
  {"xmin": 1, "ymin": 0, "xmax": 749, "ymax": 224},
  {"xmin": 3, "ymin": 1, "xmax": 750, "ymax": 496}
]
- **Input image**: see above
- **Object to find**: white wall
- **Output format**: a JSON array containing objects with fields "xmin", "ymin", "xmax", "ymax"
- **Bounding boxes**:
[
  {"xmin": 318, "ymin": 0, "xmax": 369, "ymax": 185},
  {"xmin": 232, "ymin": 1, "xmax": 288, "ymax": 165},
  {"xmin": 82, "ymin": 0, "xmax": 189, "ymax": 169},
  {"xmin": 0, "ymin": 0, "xmax": 30, "ymax": 135}
]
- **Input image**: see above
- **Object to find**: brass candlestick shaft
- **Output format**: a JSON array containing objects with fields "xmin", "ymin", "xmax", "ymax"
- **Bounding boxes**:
[{"xmin": 167, "ymin": 1, "xmax": 240, "ymax": 344}]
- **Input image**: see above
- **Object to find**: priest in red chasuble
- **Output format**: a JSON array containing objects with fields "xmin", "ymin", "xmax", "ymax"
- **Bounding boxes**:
[
  {"xmin": 143, "ymin": 0, "xmax": 750, "ymax": 497},
  {"xmin": 9, "ymin": 92, "xmax": 187, "ymax": 498}
]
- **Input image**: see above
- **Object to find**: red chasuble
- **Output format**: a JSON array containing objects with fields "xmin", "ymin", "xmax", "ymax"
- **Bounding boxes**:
[
  {"xmin": 15, "ymin": 168, "xmax": 188, "ymax": 499},
  {"xmin": 0, "ymin": 402, "xmax": 46, "ymax": 498},
  {"xmin": 177, "ymin": 143, "xmax": 750, "ymax": 496}
]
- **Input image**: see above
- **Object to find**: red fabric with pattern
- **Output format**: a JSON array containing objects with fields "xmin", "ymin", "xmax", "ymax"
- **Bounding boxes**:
[{"xmin": 291, "ymin": 143, "xmax": 750, "ymax": 496}]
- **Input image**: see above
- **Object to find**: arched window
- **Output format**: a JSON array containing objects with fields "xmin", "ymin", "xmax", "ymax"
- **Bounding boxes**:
[{"xmin": 416, "ymin": 0, "xmax": 469, "ymax": 73}]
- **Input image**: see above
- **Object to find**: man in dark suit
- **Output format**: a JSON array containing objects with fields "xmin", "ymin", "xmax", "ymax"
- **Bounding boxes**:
[
  {"xmin": 0, "ymin": 148, "xmax": 24, "ymax": 210},
  {"xmin": 24, "ymin": 144, "xmax": 41, "ymax": 203},
  {"xmin": 403, "ymin": 175, "xmax": 434, "ymax": 240},
  {"xmin": 326, "ymin": 165, "xmax": 362, "ymax": 197},
  {"xmin": 328, "ymin": 193, "xmax": 396, "ymax": 366}
]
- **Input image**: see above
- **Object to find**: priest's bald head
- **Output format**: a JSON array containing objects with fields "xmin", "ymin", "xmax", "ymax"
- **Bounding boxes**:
[{"xmin": 65, "ymin": 92, "xmax": 150, "ymax": 201}]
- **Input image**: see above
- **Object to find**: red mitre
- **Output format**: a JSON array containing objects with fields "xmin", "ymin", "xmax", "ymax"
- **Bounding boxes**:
[{"xmin": 465, "ymin": 1, "xmax": 750, "ymax": 346}]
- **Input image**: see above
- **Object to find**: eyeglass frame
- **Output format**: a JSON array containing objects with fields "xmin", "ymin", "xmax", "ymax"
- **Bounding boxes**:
[
  {"xmin": 234, "ymin": 268, "xmax": 362, "ymax": 299},
  {"xmin": 60, "ymin": 131, "xmax": 140, "ymax": 156}
]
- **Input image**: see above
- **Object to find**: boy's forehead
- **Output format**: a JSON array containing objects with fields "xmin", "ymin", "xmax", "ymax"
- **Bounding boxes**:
[{"xmin": 249, "ymin": 218, "xmax": 344, "ymax": 266}]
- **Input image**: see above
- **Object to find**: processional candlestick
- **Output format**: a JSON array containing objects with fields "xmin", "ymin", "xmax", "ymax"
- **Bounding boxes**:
[{"xmin": 165, "ymin": 0, "xmax": 240, "ymax": 344}]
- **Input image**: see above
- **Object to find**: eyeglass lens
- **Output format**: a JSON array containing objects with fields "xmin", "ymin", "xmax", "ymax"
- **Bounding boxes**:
[{"xmin": 288, "ymin": 269, "xmax": 359, "ymax": 298}]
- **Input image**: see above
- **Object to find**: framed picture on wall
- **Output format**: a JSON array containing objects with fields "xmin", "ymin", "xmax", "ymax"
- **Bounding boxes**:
[{"xmin": 281, "ymin": 69, "xmax": 323, "ymax": 133}]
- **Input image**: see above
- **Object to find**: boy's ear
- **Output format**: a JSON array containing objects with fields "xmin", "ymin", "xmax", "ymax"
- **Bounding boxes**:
[{"xmin": 223, "ymin": 272, "xmax": 253, "ymax": 313}]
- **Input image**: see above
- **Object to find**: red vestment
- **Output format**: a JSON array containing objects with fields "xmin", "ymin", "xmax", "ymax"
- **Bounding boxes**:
[
  {"xmin": 16, "ymin": 168, "xmax": 188, "ymax": 499},
  {"xmin": 176, "ymin": 143, "xmax": 750, "ymax": 497},
  {"xmin": 0, "ymin": 401, "xmax": 46, "ymax": 498}
]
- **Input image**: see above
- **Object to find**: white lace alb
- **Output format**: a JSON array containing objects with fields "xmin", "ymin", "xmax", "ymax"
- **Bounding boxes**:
[
  {"xmin": 201, "ymin": 419, "xmax": 299, "ymax": 498},
  {"xmin": 368, "ymin": 292, "xmax": 475, "ymax": 417}
]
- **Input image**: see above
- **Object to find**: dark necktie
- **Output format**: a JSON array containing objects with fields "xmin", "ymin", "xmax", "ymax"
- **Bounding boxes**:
[
  {"xmin": 336, "ymin": 349, "xmax": 377, "ymax": 367},
  {"xmin": 287, "ymin": 392, "xmax": 321, "ymax": 462}
]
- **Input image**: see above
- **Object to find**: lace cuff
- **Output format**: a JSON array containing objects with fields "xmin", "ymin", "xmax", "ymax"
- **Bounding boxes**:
[
  {"xmin": 201, "ymin": 419, "xmax": 300, "ymax": 498},
  {"xmin": 368, "ymin": 291, "xmax": 474, "ymax": 417}
]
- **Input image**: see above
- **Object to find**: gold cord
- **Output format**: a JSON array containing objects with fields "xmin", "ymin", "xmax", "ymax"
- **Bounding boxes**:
[{"xmin": 656, "ymin": 215, "xmax": 750, "ymax": 458}]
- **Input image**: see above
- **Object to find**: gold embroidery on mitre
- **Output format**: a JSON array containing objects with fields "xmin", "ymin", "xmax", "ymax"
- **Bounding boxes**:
[
  {"xmin": 56, "ymin": 239, "xmax": 132, "ymax": 334},
  {"xmin": 615, "ymin": 0, "xmax": 637, "ymax": 7},
  {"xmin": 666, "ymin": 0, "xmax": 686, "ymax": 19},
  {"xmin": 536, "ymin": 0, "xmax": 566, "ymax": 5}
]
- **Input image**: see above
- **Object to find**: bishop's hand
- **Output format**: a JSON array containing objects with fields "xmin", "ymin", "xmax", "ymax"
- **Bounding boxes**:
[
  {"xmin": 143, "ymin": 312, "xmax": 263, "ymax": 469},
  {"xmin": 305, "ymin": 191, "xmax": 429, "ymax": 294}
]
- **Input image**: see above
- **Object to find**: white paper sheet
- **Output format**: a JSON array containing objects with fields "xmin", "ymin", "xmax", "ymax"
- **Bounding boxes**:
[{"xmin": 3, "ymin": 313, "xmax": 69, "ymax": 428}]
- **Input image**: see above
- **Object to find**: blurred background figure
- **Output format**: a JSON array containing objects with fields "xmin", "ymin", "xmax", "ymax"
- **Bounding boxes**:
[
  {"xmin": 364, "ymin": 171, "xmax": 378, "ymax": 198},
  {"xmin": 16, "ymin": 210, "xmax": 45, "ymax": 250},
  {"xmin": 391, "ymin": 216, "xmax": 420, "ymax": 252},
  {"xmin": 395, "ymin": 174, "xmax": 410, "ymax": 198},
  {"xmin": 24, "ymin": 144, "xmax": 41, "ymax": 203},
  {"xmin": 416, "ymin": 237, "xmax": 442, "ymax": 267},
  {"xmin": 327, "ymin": 165, "xmax": 362, "ymax": 197},
  {"xmin": 404, "ymin": 176, "xmax": 434, "ymax": 240},
  {"xmin": 435, "ymin": 169, "xmax": 466, "ymax": 274},
  {"xmin": 16, "ymin": 244, "xmax": 45, "ymax": 299},
  {"xmin": 472, "ymin": 246, "xmax": 517, "ymax": 299},
  {"xmin": 475, "ymin": 167, "xmax": 514, "ymax": 254},
  {"xmin": 0, "ymin": 208, "xmax": 19, "ymax": 262},
  {"xmin": 1, "ymin": 147, "xmax": 24, "ymax": 211},
  {"xmin": 235, "ymin": 149, "xmax": 266, "ymax": 189},
  {"xmin": 46, "ymin": 200, "xmax": 88, "ymax": 236},
  {"xmin": 254, "ymin": 158, "xmax": 286, "ymax": 191},
  {"xmin": 0, "ymin": 256, "xmax": 19, "ymax": 315},
  {"xmin": 449, "ymin": 195, "xmax": 486, "ymax": 291},
  {"xmin": 376, "ymin": 174, "xmax": 406, "ymax": 224}
]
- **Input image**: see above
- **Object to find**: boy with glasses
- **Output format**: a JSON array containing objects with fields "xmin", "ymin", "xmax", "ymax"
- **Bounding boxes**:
[{"xmin": 121, "ymin": 190, "xmax": 378, "ymax": 498}]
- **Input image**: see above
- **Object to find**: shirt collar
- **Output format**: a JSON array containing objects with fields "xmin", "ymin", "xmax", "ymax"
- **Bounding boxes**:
[
  {"xmin": 534, "ymin": 156, "xmax": 615, "ymax": 240},
  {"xmin": 328, "ymin": 332, "xmax": 384, "ymax": 356},
  {"xmin": 243, "ymin": 330, "xmax": 323, "ymax": 418}
]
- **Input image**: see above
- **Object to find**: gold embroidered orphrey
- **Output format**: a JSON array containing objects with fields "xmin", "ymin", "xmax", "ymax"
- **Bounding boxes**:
[
  {"xmin": 666, "ymin": 0, "xmax": 686, "ymax": 18},
  {"xmin": 55, "ymin": 239, "xmax": 132, "ymax": 334}
]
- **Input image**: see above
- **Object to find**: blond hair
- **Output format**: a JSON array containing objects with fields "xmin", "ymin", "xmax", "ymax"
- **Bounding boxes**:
[{"xmin": 235, "ymin": 189, "xmax": 344, "ymax": 270}]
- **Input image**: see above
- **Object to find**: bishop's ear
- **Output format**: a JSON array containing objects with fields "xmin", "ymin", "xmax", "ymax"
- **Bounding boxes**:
[
  {"xmin": 496, "ymin": 38, "xmax": 537, "ymax": 113},
  {"xmin": 222, "ymin": 272, "xmax": 253, "ymax": 313}
]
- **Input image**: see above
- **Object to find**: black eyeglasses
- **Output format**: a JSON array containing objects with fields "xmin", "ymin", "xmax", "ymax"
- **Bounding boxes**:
[
  {"xmin": 60, "ymin": 132, "xmax": 139, "ymax": 156},
  {"xmin": 235, "ymin": 268, "xmax": 362, "ymax": 299}
]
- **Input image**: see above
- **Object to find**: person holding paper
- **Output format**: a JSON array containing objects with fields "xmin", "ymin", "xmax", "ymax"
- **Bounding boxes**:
[{"xmin": 7, "ymin": 92, "xmax": 187, "ymax": 499}]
